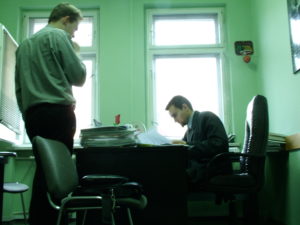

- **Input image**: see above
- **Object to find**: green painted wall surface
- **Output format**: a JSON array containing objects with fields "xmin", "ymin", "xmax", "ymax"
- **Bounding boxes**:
[
  {"xmin": 252, "ymin": 0, "xmax": 300, "ymax": 134},
  {"xmin": 252, "ymin": 0, "xmax": 300, "ymax": 224}
]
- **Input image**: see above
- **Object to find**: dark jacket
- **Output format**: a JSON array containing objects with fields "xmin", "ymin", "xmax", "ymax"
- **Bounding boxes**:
[{"xmin": 183, "ymin": 111, "xmax": 230, "ymax": 183}]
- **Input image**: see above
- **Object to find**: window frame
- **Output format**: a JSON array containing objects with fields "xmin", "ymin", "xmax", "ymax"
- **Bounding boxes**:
[
  {"xmin": 21, "ymin": 10, "xmax": 99, "ymax": 49},
  {"xmin": 146, "ymin": 7, "xmax": 232, "ymax": 135},
  {"xmin": 18, "ymin": 9, "xmax": 99, "ymax": 145},
  {"xmin": 146, "ymin": 8, "xmax": 225, "ymax": 49}
]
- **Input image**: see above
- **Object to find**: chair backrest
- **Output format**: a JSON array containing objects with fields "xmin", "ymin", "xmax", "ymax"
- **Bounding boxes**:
[
  {"xmin": 33, "ymin": 136, "xmax": 79, "ymax": 200},
  {"xmin": 241, "ymin": 95, "xmax": 269, "ymax": 185}
]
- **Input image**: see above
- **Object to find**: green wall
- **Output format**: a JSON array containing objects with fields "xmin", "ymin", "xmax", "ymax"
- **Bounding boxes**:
[
  {"xmin": 251, "ymin": 0, "xmax": 300, "ymax": 225},
  {"xmin": 252, "ymin": 0, "xmax": 300, "ymax": 134}
]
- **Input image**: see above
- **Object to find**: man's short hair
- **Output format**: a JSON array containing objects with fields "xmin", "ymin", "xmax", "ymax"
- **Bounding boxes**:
[
  {"xmin": 48, "ymin": 3, "xmax": 83, "ymax": 23},
  {"xmin": 165, "ymin": 95, "xmax": 193, "ymax": 111}
]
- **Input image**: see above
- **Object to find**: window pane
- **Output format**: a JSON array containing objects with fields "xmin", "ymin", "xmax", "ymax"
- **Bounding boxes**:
[
  {"xmin": 29, "ymin": 17, "xmax": 94, "ymax": 47},
  {"xmin": 153, "ymin": 15, "xmax": 218, "ymax": 46},
  {"xmin": 73, "ymin": 17, "xmax": 93, "ymax": 47},
  {"xmin": 154, "ymin": 56, "xmax": 220, "ymax": 139},
  {"xmin": 30, "ymin": 18, "xmax": 48, "ymax": 34},
  {"xmin": 73, "ymin": 59, "xmax": 93, "ymax": 139}
]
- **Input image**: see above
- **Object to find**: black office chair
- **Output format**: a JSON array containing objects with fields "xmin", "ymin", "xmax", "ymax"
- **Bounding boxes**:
[
  {"xmin": 190, "ymin": 95, "xmax": 269, "ymax": 224},
  {"xmin": 32, "ymin": 136, "xmax": 147, "ymax": 225}
]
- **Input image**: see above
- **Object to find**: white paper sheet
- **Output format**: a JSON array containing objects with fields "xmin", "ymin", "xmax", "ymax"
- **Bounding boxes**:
[{"xmin": 136, "ymin": 127, "xmax": 171, "ymax": 145}]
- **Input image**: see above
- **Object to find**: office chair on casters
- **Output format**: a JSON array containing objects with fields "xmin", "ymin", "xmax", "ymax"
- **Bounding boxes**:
[
  {"xmin": 190, "ymin": 95, "xmax": 269, "ymax": 225},
  {"xmin": 32, "ymin": 136, "xmax": 147, "ymax": 225}
]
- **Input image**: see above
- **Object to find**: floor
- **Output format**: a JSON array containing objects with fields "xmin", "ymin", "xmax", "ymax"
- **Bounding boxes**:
[
  {"xmin": 3, "ymin": 215, "xmax": 285, "ymax": 225},
  {"xmin": 2, "ymin": 217, "xmax": 243, "ymax": 225}
]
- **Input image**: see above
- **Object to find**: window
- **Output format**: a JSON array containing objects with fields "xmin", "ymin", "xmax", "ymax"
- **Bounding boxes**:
[
  {"xmin": 146, "ymin": 8, "xmax": 231, "ymax": 139},
  {"xmin": 153, "ymin": 14, "xmax": 220, "ymax": 46},
  {"xmin": 0, "ymin": 24, "xmax": 21, "ymax": 142},
  {"xmin": 20, "ymin": 10, "xmax": 99, "ymax": 143}
]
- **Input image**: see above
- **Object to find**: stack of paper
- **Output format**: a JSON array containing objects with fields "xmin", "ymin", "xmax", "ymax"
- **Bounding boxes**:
[
  {"xmin": 80, "ymin": 126, "xmax": 136, "ymax": 147},
  {"xmin": 267, "ymin": 132, "xmax": 286, "ymax": 151}
]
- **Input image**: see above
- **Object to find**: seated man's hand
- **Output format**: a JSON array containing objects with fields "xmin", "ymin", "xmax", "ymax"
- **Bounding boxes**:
[{"xmin": 171, "ymin": 140, "xmax": 187, "ymax": 145}]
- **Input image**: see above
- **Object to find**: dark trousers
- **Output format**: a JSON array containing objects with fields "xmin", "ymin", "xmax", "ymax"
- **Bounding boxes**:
[{"xmin": 24, "ymin": 103, "xmax": 76, "ymax": 225}]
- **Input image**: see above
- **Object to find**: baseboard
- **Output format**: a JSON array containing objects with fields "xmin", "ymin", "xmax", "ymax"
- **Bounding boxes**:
[{"xmin": 2, "ymin": 211, "xmax": 27, "ymax": 222}]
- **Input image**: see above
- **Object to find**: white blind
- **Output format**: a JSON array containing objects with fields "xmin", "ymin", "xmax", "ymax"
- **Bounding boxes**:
[{"xmin": 0, "ymin": 24, "xmax": 21, "ymax": 134}]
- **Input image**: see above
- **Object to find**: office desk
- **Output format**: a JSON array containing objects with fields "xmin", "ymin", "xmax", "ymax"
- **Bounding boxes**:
[{"xmin": 75, "ymin": 145, "xmax": 188, "ymax": 225}]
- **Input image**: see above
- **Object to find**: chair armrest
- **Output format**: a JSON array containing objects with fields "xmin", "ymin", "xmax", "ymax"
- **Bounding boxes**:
[
  {"xmin": 114, "ymin": 182, "xmax": 144, "ymax": 198},
  {"xmin": 224, "ymin": 152, "xmax": 265, "ymax": 158},
  {"xmin": 77, "ymin": 176, "xmax": 144, "ymax": 200},
  {"xmin": 80, "ymin": 174, "xmax": 129, "ymax": 189},
  {"xmin": 0, "ymin": 152, "xmax": 17, "ymax": 157},
  {"xmin": 210, "ymin": 151, "xmax": 265, "ymax": 161},
  {"xmin": 206, "ymin": 151, "xmax": 265, "ymax": 169}
]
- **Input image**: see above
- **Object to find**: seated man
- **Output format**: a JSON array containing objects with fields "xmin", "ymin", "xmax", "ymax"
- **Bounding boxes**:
[{"xmin": 165, "ymin": 95, "xmax": 231, "ymax": 185}]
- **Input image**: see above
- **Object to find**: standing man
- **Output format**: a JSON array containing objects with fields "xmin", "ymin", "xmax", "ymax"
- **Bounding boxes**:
[
  {"xmin": 15, "ymin": 3, "xmax": 86, "ymax": 225},
  {"xmin": 165, "ymin": 95, "xmax": 230, "ymax": 185}
]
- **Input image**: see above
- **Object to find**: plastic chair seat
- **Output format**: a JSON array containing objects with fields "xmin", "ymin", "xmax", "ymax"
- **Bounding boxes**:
[{"xmin": 3, "ymin": 182, "xmax": 29, "ymax": 193}]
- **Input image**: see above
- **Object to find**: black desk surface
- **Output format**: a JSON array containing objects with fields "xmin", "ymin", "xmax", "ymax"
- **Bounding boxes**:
[{"xmin": 75, "ymin": 145, "xmax": 188, "ymax": 225}]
